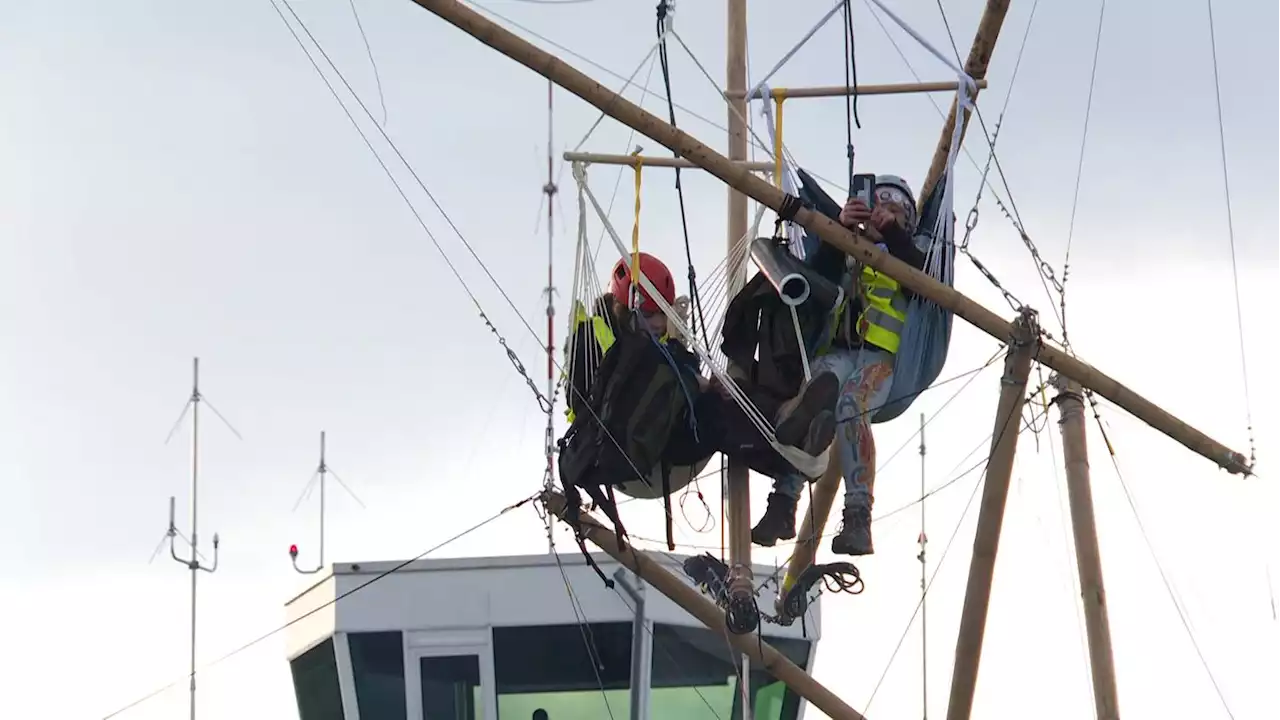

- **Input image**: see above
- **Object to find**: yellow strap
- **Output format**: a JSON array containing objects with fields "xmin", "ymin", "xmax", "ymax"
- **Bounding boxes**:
[
  {"xmin": 772, "ymin": 91, "xmax": 787, "ymax": 188},
  {"xmin": 630, "ymin": 152, "xmax": 643, "ymax": 307}
]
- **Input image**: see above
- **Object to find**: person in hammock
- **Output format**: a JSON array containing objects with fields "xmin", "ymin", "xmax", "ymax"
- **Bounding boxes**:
[
  {"xmin": 565, "ymin": 252, "xmax": 839, "ymax": 487},
  {"xmin": 750, "ymin": 174, "xmax": 929, "ymax": 555}
]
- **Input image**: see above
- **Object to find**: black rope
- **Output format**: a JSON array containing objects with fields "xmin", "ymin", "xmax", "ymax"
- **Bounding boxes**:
[
  {"xmin": 780, "ymin": 561, "xmax": 865, "ymax": 620},
  {"xmin": 841, "ymin": 0, "xmax": 861, "ymax": 192},
  {"xmin": 655, "ymin": 1, "xmax": 711, "ymax": 346}
]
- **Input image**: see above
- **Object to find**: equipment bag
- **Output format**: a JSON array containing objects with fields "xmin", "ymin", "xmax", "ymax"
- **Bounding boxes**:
[{"xmin": 557, "ymin": 313, "xmax": 695, "ymax": 582}]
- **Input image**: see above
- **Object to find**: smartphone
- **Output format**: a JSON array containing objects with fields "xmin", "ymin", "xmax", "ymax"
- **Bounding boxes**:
[{"xmin": 850, "ymin": 173, "xmax": 877, "ymax": 208}]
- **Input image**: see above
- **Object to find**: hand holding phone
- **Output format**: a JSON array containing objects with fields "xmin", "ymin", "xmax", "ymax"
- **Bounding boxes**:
[
  {"xmin": 850, "ymin": 173, "xmax": 877, "ymax": 207},
  {"xmin": 841, "ymin": 173, "xmax": 877, "ymax": 228}
]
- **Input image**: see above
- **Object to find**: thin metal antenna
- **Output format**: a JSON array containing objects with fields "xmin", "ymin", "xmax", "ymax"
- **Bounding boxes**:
[
  {"xmin": 290, "ymin": 431, "xmax": 363, "ymax": 573},
  {"xmin": 292, "ymin": 432, "xmax": 327, "ymax": 574},
  {"xmin": 161, "ymin": 357, "xmax": 228, "ymax": 720},
  {"xmin": 918, "ymin": 411, "xmax": 929, "ymax": 720},
  {"xmin": 541, "ymin": 77, "xmax": 559, "ymax": 555}
]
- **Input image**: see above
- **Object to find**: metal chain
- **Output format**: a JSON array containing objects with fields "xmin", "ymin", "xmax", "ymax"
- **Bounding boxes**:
[
  {"xmin": 478, "ymin": 309, "xmax": 554, "ymax": 414},
  {"xmin": 957, "ymin": 112, "xmax": 1024, "ymax": 313},
  {"xmin": 955, "ymin": 110, "xmax": 1067, "ymax": 339}
]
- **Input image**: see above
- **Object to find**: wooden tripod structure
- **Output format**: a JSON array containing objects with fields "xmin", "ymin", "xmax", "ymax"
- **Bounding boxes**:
[{"xmin": 407, "ymin": 0, "xmax": 1253, "ymax": 717}]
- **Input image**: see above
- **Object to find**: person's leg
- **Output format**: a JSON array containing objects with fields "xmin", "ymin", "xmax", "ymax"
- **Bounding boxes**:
[
  {"xmin": 662, "ymin": 390, "xmax": 722, "ymax": 468},
  {"xmin": 751, "ymin": 351, "xmax": 859, "ymax": 547},
  {"xmin": 830, "ymin": 348, "xmax": 896, "ymax": 556}
]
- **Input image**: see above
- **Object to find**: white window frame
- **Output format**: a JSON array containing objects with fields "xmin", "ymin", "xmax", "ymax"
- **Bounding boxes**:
[{"xmin": 402, "ymin": 629, "xmax": 497, "ymax": 720}]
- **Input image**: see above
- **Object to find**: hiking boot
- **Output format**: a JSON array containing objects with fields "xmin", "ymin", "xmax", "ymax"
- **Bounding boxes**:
[
  {"xmin": 831, "ymin": 504, "xmax": 874, "ymax": 556},
  {"xmin": 751, "ymin": 492, "xmax": 798, "ymax": 547},
  {"xmin": 775, "ymin": 370, "xmax": 840, "ymax": 449}
]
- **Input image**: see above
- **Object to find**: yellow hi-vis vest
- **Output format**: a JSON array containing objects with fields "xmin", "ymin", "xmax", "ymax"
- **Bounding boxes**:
[
  {"xmin": 564, "ymin": 303, "xmax": 616, "ymax": 425},
  {"xmin": 822, "ymin": 264, "xmax": 908, "ymax": 356}
]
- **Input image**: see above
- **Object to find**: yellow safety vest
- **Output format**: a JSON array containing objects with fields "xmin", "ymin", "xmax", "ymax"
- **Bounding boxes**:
[
  {"xmin": 822, "ymin": 264, "xmax": 908, "ymax": 356},
  {"xmin": 564, "ymin": 303, "xmax": 617, "ymax": 425}
]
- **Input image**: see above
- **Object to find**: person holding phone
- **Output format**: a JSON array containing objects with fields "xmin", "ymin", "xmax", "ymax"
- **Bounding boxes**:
[{"xmin": 751, "ymin": 173, "xmax": 928, "ymax": 555}]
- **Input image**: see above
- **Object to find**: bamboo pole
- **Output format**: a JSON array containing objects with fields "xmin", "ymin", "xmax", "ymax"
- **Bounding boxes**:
[
  {"xmin": 944, "ymin": 309, "xmax": 1038, "ymax": 720},
  {"xmin": 1052, "ymin": 374, "xmax": 1121, "ymax": 720},
  {"xmin": 541, "ymin": 491, "xmax": 869, "ymax": 720},
  {"xmin": 919, "ymin": 0, "xmax": 1011, "ymax": 207},
  {"xmin": 775, "ymin": 458, "xmax": 841, "ymax": 618},
  {"xmin": 739, "ymin": 78, "xmax": 988, "ymax": 101},
  {"xmin": 407, "ymin": 0, "xmax": 1251, "ymax": 475},
  {"xmin": 563, "ymin": 151, "xmax": 773, "ymax": 172},
  {"xmin": 724, "ymin": 0, "xmax": 758, "ymax": 650}
]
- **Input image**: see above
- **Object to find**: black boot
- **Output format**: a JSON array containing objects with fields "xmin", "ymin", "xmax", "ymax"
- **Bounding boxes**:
[
  {"xmin": 831, "ymin": 504, "xmax": 874, "ymax": 556},
  {"xmin": 775, "ymin": 371, "xmax": 840, "ymax": 449},
  {"xmin": 751, "ymin": 492, "xmax": 798, "ymax": 547}
]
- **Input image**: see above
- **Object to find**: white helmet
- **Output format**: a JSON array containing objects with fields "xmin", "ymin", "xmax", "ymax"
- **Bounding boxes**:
[{"xmin": 874, "ymin": 174, "xmax": 918, "ymax": 229}]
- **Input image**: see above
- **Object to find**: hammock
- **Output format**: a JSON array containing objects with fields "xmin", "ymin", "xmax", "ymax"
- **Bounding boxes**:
[
  {"xmin": 793, "ymin": 167, "xmax": 957, "ymax": 424},
  {"xmin": 565, "ymin": 162, "xmax": 832, "ymax": 501}
]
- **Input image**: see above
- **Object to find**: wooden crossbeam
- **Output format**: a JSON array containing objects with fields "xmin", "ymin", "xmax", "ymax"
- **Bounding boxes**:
[
  {"xmin": 563, "ymin": 151, "xmax": 773, "ymax": 172},
  {"xmin": 407, "ymin": 0, "xmax": 1251, "ymax": 476},
  {"xmin": 541, "ymin": 490, "xmax": 869, "ymax": 720},
  {"xmin": 737, "ymin": 78, "xmax": 989, "ymax": 101}
]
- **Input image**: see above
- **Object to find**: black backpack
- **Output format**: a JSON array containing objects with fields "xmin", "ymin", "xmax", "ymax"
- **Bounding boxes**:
[{"xmin": 557, "ymin": 314, "xmax": 694, "ymax": 585}]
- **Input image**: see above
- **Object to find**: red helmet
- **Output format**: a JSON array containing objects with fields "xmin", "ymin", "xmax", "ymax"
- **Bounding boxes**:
[{"xmin": 610, "ymin": 252, "xmax": 676, "ymax": 313}]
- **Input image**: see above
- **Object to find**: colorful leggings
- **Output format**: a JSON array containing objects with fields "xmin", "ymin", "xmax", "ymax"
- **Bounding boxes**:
[{"xmin": 773, "ymin": 347, "xmax": 895, "ymax": 510}]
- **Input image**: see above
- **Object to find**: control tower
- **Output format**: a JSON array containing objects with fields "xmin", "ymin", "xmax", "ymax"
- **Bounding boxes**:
[{"xmin": 285, "ymin": 552, "xmax": 822, "ymax": 720}]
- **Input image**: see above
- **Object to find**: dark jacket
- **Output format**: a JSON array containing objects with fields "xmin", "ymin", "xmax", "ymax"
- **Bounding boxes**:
[{"xmin": 719, "ymin": 271, "xmax": 830, "ymax": 406}]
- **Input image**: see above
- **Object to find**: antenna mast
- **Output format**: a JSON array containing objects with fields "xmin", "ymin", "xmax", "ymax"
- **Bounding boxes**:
[
  {"xmin": 542, "ymin": 78, "xmax": 559, "ymax": 554},
  {"xmin": 161, "ymin": 357, "xmax": 224, "ymax": 720},
  {"xmin": 290, "ymin": 431, "xmax": 334, "ymax": 574},
  {"xmin": 919, "ymin": 412, "xmax": 929, "ymax": 720}
]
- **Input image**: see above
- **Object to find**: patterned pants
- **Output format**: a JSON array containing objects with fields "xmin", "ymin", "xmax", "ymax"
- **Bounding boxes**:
[{"xmin": 774, "ymin": 347, "xmax": 895, "ymax": 510}]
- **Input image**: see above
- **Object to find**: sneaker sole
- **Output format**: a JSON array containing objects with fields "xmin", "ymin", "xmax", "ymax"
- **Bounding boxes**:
[
  {"xmin": 776, "ymin": 371, "xmax": 840, "ymax": 447},
  {"xmin": 801, "ymin": 409, "xmax": 836, "ymax": 457},
  {"xmin": 831, "ymin": 540, "xmax": 875, "ymax": 556}
]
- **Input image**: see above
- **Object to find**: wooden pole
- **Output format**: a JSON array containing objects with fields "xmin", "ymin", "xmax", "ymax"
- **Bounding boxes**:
[
  {"xmin": 1052, "ymin": 374, "xmax": 1121, "ymax": 720},
  {"xmin": 407, "ymin": 0, "xmax": 1251, "ymax": 475},
  {"xmin": 739, "ymin": 78, "xmax": 988, "ymax": 100},
  {"xmin": 541, "ymin": 491, "xmax": 869, "ymax": 720},
  {"xmin": 944, "ymin": 309, "xmax": 1038, "ymax": 720},
  {"xmin": 775, "ymin": 459, "xmax": 841, "ymax": 617},
  {"xmin": 563, "ymin": 151, "xmax": 773, "ymax": 172},
  {"xmin": 724, "ymin": 13, "xmax": 759, "ymax": 705},
  {"xmin": 919, "ymin": 0, "xmax": 1011, "ymax": 207}
]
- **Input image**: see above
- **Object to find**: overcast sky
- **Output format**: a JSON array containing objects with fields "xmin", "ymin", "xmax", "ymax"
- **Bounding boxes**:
[{"xmin": 2, "ymin": 0, "xmax": 1277, "ymax": 718}]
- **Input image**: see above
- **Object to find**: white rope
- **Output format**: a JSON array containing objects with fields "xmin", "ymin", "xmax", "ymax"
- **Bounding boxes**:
[
  {"xmin": 746, "ymin": 0, "xmax": 848, "ymax": 103},
  {"xmin": 789, "ymin": 304, "xmax": 813, "ymax": 382},
  {"xmin": 573, "ymin": 162, "xmax": 761, "ymax": 418},
  {"xmin": 865, "ymin": 0, "xmax": 976, "ymax": 90},
  {"xmin": 573, "ymin": 162, "xmax": 830, "ymax": 478}
]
